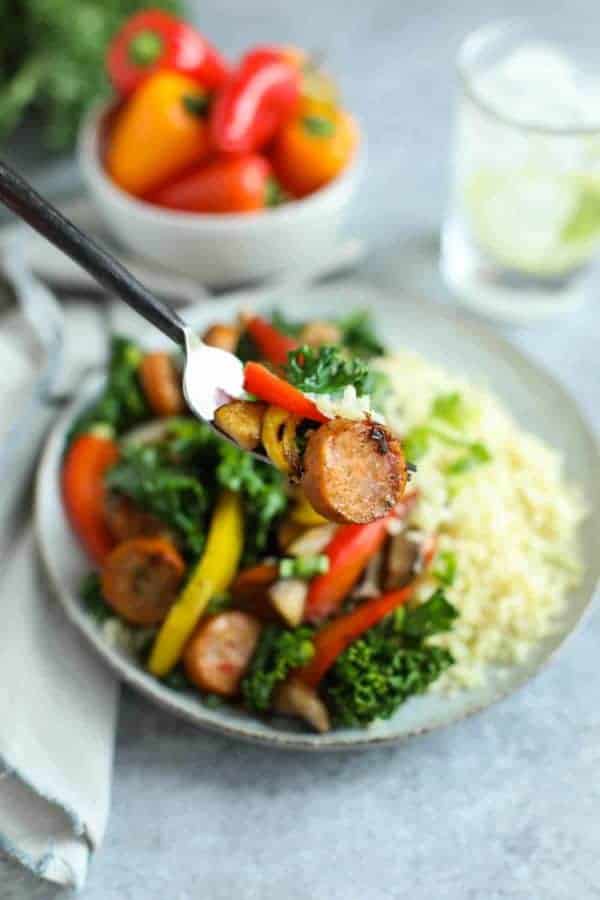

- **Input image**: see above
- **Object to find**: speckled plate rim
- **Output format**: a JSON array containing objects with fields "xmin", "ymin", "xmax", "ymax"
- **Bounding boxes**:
[{"xmin": 35, "ymin": 283, "xmax": 600, "ymax": 750}]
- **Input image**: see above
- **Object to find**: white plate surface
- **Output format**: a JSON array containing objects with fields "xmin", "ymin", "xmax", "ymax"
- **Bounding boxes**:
[{"xmin": 35, "ymin": 283, "xmax": 600, "ymax": 750}]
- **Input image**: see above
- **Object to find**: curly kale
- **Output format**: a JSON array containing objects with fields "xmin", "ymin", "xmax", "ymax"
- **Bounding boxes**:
[
  {"xmin": 105, "ymin": 443, "xmax": 210, "ymax": 557},
  {"xmin": 285, "ymin": 344, "xmax": 370, "ymax": 395},
  {"xmin": 242, "ymin": 625, "xmax": 315, "ymax": 713},
  {"xmin": 80, "ymin": 572, "xmax": 112, "ymax": 624},
  {"xmin": 69, "ymin": 336, "xmax": 149, "ymax": 441},
  {"xmin": 217, "ymin": 443, "xmax": 288, "ymax": 564},
  {"xmin": 338, "ymin": 310, "xmax": 384, "ymax": 359},
  {"xmin": 325, "ymin": 590, "xmax": 457, "ymax": 727}
]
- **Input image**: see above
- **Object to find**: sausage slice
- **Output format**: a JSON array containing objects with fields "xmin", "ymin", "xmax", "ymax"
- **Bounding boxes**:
[
  {"xmin": 104, "ymin": 492, "xmax": 172, "ymax": 544},
  {"xmin": 183, "ymin": 611, "xmax": 262, "ymax": 696},
  {"xmin": 101, "ymin": 537, "xmax": 185, "ymax": 625},
  {"xmin": 301, "ymin": 419, "xmax": 407, "ymax": 524}
]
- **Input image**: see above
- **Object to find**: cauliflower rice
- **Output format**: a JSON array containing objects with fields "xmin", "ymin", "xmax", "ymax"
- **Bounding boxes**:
[{"xmin": 377, "ymin": 351, "xmax": 585, "ymax": 691}]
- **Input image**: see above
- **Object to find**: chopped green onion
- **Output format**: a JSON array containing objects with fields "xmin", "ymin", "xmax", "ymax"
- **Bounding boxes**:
[
  {"xmin": 433, "ymin": 550, "xmax": 457, "ymax": 586},
  {"xmin": 279, "ymin": 554, "xmax": 329, "ymax": 580}
]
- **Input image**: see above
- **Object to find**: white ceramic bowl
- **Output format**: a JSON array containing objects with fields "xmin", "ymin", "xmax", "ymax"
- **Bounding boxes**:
[{"xmin": 78, "ymin": 102, "xmax": 363, "ymax": 288}]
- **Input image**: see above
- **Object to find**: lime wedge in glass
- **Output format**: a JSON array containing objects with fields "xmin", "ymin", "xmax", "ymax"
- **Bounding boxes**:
[{"xmin": 464, "ymin": 169, "xmax": 600, "ymax": 276}]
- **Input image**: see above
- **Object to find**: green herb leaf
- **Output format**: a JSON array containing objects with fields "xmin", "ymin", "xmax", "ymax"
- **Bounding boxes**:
[
  {"xmin": 431, "ymin": 392, "xmax": 466, "ymax": 428},
  {"xmin": 279, "ymin": 554, "xmax": 329, "ymax": 580},
  {"xmin": 432, "ymin": 550, "xmax": 457, "ymax": 586},
  {"xmin": 403, "ymin": 426, "xmax": 431, "ymax": 461},
  {"xmin": 338, "ymin": 310, "xmax": 384, "ymax": 359},
  {"xmin": 402, "ymin": 589, "xmax": 458, "ymax": 640},
  {"xmin": 242, "ymin": 625, "xmax": 315, "ymax": 712},
  {"xmin": 69, "ymin": 336, "xmax": 149, "ymax": 442},
  {"xmin": 80, "ymin": 572, "xmax": 112, "ymax": 625},
  {"xmin": 285, "ymin": 344, "xmax": 370, "ymax": 395},
  {"xmin": 446, "ymin": 442, "xmax": 491, "ymax": 476},
  {"xmin": 128, "ymin": 29, "xmax": 164, "ymax": 66},
  {"xmin": 106, "ymin": 443, "xmax": 209, "ymax": 557}
]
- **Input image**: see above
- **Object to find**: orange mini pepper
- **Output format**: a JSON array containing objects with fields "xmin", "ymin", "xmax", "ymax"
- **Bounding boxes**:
[
  {"xmin": 106, "ymin": 71, "xmax": 210, "ymax": 197},
  {"xmin": 271, "ymin": 106, "xmax": 359, "ymax": 197}
]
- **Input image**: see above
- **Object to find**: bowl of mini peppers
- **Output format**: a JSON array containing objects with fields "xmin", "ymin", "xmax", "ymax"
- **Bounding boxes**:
[{"xmin": 79, "ymin": 9, "xmax": 362, "ymax": 286}]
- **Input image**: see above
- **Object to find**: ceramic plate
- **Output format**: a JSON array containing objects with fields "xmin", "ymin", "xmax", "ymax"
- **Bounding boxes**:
[{"xmin": 35, "ymin": 284, "xmax": 599, "ymax": 750}]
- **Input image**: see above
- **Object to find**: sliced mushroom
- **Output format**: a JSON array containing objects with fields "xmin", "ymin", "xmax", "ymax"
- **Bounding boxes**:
[
  {"xmin": 214, "ymin": 400, "xmax": 267, "ymax": 450},
  {"xmin": 286, "ymin": 523, "xmax": 338, "ymax": 557},
  {"xmin": 273, "ymin": 678, "xmax": 331, "ymax": 733},
  {"xmin": 268, "ymin": 578, "xmax": 308, "ymax": 627},
  {"xmin": 382, "ymin": 532, "xmax": 420, "ymax": 591}
]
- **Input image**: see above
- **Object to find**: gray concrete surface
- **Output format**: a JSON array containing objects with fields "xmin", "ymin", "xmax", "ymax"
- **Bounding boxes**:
[{"xmin": 2, "ymin": 0, "xmax": 600, "ymax": 897}]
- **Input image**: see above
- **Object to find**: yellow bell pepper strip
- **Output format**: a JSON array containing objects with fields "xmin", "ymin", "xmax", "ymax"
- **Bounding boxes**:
[{"xmin": 148, "ymin": 489, "xmax": 244, "ymax": 676}]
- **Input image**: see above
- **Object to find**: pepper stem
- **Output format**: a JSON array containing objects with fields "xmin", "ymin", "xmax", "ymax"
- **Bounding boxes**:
[{"xmin": 128, "ymin": 30, "xmax": 164, "ymax": 67}]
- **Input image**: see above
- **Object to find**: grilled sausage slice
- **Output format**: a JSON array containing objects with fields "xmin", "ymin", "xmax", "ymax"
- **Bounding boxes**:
[
  {"xmin": 183, "ymin": 611, "xmax": 262, "ymax": 696},
  {"xmin": 139, "ymin": 352, "xmax": 184, "ymax": 417},
  {"xmin": 104, "ymin": 492, "xmax": 171, "ymax": 544},
  {"xmin": 202, "ymin": 323, "xmax": 241, "ymax": 353},
  {"xmin": 301, "ymin": 419, "xmax": 407, "ymax": 524},
  {"xmin": 101, "ymin": 537, "xmax": 185, "ymax": 625}
]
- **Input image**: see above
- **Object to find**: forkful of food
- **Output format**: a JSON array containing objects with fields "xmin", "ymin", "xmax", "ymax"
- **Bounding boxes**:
[{"xmin": 0, "ymin": 160, "xmax": 409, "ymax": 525}]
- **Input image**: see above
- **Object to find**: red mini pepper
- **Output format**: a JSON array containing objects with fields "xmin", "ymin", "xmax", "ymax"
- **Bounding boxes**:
[
  {"xmin": 210, "ymin": 47, "xmax": 301, "ymax": 154},
  {"xmin": 150, "ymin": 155, "xmax": 274, "ymax": 214},
  {"xmin": 305, "ymin": 491, "xmax": 419, "ymax": 623},
  {"xmin": 296, "ymin": 586, "xmax": 415, "ymax": 689},
  {"xmin": 62, "ymin": 432, "xmax": 119, "ymax": 565},
  {"xmin": 246, "ymin": 315, "xmax": 299, "ymax": 366},
  {"xmin": 243, "ymin": 362, "xmax": 328, "ymax": 422},
  {"xmin": 107, "ymin": 9, "xmax": 230, "ymax": 96}
]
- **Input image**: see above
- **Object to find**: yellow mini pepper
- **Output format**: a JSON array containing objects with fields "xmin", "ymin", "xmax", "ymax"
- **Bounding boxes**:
[
  {"xmin": 106, "ymin": 70, "xmax": 210, "ymax": 197},
  {"xmin": 148, "ymin": 490, "xmax": 244, "ymax": 677}
]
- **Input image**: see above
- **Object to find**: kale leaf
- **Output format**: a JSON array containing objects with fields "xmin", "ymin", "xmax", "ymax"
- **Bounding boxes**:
[
  {"xmin": 80, "ymin": 572, "xmax": 112, "ymax": 624},
  {"xmin": 242, "ymin": 625, "xmax": 315, "ymax": 713},
  {"xmin": 69, "ymin": 336, "xmax": 149, "ymax": 441},
  {"xmin": 338, "ymin": 310, "xmax": 384, "ymax": 359},
  {"xmin": 325, "ymin": 589, "xmax": 457, "ymax": 727},
  {"xmin": 402, "ymin": 589, "xmax": 458, "ymax": 640},
  {"xmin": 327, "ymin": 637, "xmax": 453, "ymax": 727},
  {"xmin": 105, "ymin": 443, "xmax": 209, "ymax": 556},
  {"xmin": 285, "ymin": 344, "xmax": 370, "ymax": 395},
  {"xmin": 217, "ymin": 443, "xmax": 288, "ymax": 564}
]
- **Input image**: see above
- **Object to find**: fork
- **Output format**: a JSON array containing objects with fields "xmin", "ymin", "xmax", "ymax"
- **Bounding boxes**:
[{"xmin": 0, "ymin": 160, "xmax": 271, "ymax": 463}]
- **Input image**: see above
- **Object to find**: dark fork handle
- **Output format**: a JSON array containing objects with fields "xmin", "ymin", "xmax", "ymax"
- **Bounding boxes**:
[{"xmin": 0, "ymin": 160, "xmax": 187, "ymax": 347}]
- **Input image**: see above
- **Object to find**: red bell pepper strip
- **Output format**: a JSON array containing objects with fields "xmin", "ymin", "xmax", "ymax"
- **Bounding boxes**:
[
  {"xmin": 246, "ymin": 315, "xmax": 299, "ymax": 366},
  {"xmin": 296, "ymin": 586, "xmax": 415, "ymax": 689},
  {"xmin": 62, "ymin": 432, "xmax": 119, "ymax": 565},
  {"xmin": 243, "ymin": 362, "xmax": 328, "ymax": 422},
  {"xmin": 304, "ymin": 490, "xmax": 419, "ymax": 623},
  {"xmin": 305, "ymin": 520, "xmax": 390, "ymax": 623},
  {"xmin": 107, "ymin": 10, "xmax": 230, "ymax": 96},
  {"xmin": 211, "ymin": 47, "xmax": 301, "ymax": 154}
]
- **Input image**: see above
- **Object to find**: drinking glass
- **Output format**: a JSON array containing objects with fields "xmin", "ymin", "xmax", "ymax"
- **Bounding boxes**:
[{"xmin": 441, "ymin": 21, "xmax": 600, "ymax": 322}]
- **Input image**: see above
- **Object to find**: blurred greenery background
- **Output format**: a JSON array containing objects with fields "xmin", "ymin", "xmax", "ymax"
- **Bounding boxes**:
[{"xmin": 0, "ymin": 0, "xmax": 180, "ymax": 151}]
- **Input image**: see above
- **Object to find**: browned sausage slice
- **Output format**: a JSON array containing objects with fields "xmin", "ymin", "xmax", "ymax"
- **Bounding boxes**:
[
  {"xmin": 104, "ymin": 492, "xmax": 172, "ymax": 544},
  {"xmin": 298, "ymin": 320, "xmax": 342, "ymax": 348},
  {"xmin": 202, "ymin": 323, "xmax": 240, "ymax": 353},
  {"xmin": 139, "ymin": 352, "xmax": 184, "ymax": 417},
  {"xmin": 101, "ymin": 537, "xmax": 185, "ymax": 626},
  {"xmin": 301, "ymin": 419, "xmax": 407, "ymax": 524},
  {"xmin": 183, "ymin": 611, "xmax": 262, "ymax": 696}
]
